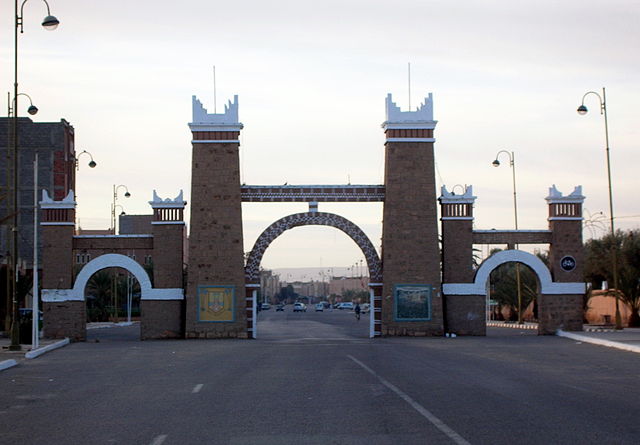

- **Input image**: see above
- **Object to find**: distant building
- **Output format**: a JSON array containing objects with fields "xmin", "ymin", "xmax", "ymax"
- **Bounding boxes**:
[
  {"xmin": 0, "ymin": 117, "xmax": 76, "ymax": 265},
  {"xmin": 329, "ymin": 276, "xmax": 369, "ymax": 297},
  {"xmin": 0, "ymin": 117, "xmax": 76, "ymax": 323}
]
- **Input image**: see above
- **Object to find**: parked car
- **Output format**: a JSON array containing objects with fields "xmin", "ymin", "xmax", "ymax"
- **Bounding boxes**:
[
  {"xmin": 337, "ymin": 302, "xmax": 354, "ymax": 310},
  {"xmin": 315, "ymin": 303, "xmax": 324, "ymax": 312},
  {"xmin": 276, "ymin": 304, "xmax": 285, "ymax": 311},
  {"xmin": 261, "ymin": 303, "xmax": 271, "ymax": 310},
  {"xmin": 293, "ymin": 302, "xmax": 307, "ymax": 312}
]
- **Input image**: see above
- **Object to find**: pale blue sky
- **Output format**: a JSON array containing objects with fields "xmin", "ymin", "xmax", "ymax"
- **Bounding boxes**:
[{"xmin": 2, "ymin": 0, "xmax": 638, "ymax": 270}]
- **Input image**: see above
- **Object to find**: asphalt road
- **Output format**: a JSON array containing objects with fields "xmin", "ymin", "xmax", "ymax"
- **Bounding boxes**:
[{"xmin": 1, "ymin": 306, "xmax": 639, "ymax": 445}]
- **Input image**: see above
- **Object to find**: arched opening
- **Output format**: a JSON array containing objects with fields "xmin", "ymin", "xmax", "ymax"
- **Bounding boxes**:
[
  {"xmin": 75, "ymin": 254, "xmax": 153, "ymax": 341},
  {"xmin": 84, "ymin": 267, "xmax": 143, "ymax": 341},
  {"xmin": 476, "ymin": 250, "xmax": 550, "ymax": 336},
  {"xmin": 245, "ymin": 212, "xmax": 382, "ymax": 341}
]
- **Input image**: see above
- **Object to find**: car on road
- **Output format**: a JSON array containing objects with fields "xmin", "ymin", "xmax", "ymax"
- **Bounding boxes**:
[
  {"xmin": 337, "ymin": 302, "xmax": 354, "ymax": 310},
  {"xmin": 293, "ymin": 302, "xmax": 307, "ymax": 312},
  {"xmin": 361, "ymin": 303, "xmax": 370, "ymax": 314},
  {"xmin": 276, "ymin": 304, "xmax": 285, "ymax": 311},
  {"xmin": 261, "ymin": 303, "xmax": 271, "ymax": 310},
  {"xmin": 315, "ymin": 303, "xmax": 324, "ymax": 312}
]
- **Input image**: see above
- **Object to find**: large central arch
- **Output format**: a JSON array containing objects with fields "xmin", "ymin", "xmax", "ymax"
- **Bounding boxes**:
[{"xmin": 244, "ymin": 211, "xmax": 382, "ymax": 282}]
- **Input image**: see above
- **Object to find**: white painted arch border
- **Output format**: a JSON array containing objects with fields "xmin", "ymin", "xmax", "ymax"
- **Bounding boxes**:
[
  {"xmin": 42, "ymin": 253, "xmax": 183, "ymax": 302},
  {"xmin": 442, "ymin": 250, "xmax": 586, "ymax": 296}
]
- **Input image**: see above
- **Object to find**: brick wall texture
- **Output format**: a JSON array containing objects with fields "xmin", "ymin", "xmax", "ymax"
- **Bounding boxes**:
[
  {"xmin": 43, "ymin": 301, "xmax": 86, "ymax": 341},
  {"xmin": 185, "ymin": 141, "xmax": 247, "ymax": 339},
  {"xmin": 141, "ymin": 300, "xmax": 182, "ymax": 339},
  {"xmin": 381, "ymin": 141, "xmax": 443, "ymax": 336}
]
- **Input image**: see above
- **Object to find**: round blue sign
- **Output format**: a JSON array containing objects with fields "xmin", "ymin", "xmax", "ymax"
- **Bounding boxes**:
[{"xmin": 560, "ymin": 256, "xmax": 576, "ymax": 272}]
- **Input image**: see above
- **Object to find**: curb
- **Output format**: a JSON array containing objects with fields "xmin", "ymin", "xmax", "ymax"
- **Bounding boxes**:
[
  {"xmin": 0, "ymin": 359, "xmax": 18, "ymax": 372},
  {"xmin": 487, "ymin": 321, "xmax": 538, "ymax": 330},
  {"xmin": 25, "ymin": 338, "xmax": 70, "ymax": 359},
  {"xmin": 556, "ymin": 330, "xmax": 640, "ymax": 354}
]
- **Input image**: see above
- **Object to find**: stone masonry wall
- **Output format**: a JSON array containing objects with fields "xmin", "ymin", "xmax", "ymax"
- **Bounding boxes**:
[
  {"xmin": 152, "ymin": 224, "xmax": 184, "ymax": 289},
  {"xmin": 43, "ymin": 301, "xmax": 86, "ymax": 341},
  {"xmin": 42, "ymin": 225, "xmax": 75, "ymax": 289},
  {"xmin": 141, "ymin": 300, "xmax": 182, "ymax": 340},
  {"xmin": 538, "ymin": 294, "xmax": 583, "ymax": 334},
  {"xmin": 442, "ymin": 219, "xmax": 474, "ymax": 284},
  {"xmin": 444, "ymin": 295, "xmax": 486, "ymax": 335},
  {"xmin": 381, "ymin": 141, "xmax": 443, "ymax": 336},
  {"xmin": 185, "ymin": 142, "xmax": 247, "ymax": 339}
]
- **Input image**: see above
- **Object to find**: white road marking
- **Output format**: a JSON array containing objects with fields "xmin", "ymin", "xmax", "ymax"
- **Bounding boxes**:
[
  {"xmin": 192, "ymin": 384, "xmax": 204, "ymax": 393},
  {"xmin": 348, "ymin": 355, "xmax": 472, "ymax": 445},
  {"xmin": 150, "ymin": 434, "xmax": 167, "ymax": 445}
]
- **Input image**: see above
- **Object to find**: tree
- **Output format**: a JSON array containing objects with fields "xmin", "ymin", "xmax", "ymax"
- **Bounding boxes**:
[
  {"xmin": 85, "ymin": 270, "xmax": 112, "ymax": 322},
  {"xmin": 275, "ymin": 284, "xmax": 297, "ymax": 304},
  {"xmin": 584, "ymin": 229, "xmax": 640, "ymax": 327},
  {"xmin": 488, "ymin": 248, "xmax": 543, "ymax": 321}
]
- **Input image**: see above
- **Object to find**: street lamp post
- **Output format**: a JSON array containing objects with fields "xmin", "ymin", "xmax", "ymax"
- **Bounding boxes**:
[
  {"xmin": 111, "ymin": 185, "xmax": 131, "ymax": 234},
  {"xmin": 577, "ymin": 87, "xmax": 622, "ymax": 330},
  {"xmin": 8, "ymin": 0, "xmax": 59, "ymax": 351},
  {"xmin": 75, "ymin": 150, "xmax": 97, "ymax": 170},
  {"xmin": 492, "ymin": 150, "xmax": 524, "ymax": 324}
]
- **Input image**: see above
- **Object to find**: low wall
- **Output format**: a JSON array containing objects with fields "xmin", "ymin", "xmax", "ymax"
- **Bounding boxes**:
[
  {"xmin": 141, "ymin": 300, "xmax": 183, "ymax": 340},
  {"xmin": 444, "ymin": 294, "xmax": 486, "ymax": 335},
  {"xmin": 43, "ymin": 301, "xmax": 86, "ymax": 342}
]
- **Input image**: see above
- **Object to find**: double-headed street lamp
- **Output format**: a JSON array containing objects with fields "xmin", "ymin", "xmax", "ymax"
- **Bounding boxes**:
[
  {"xmin": 8, "ymin": 0, "xmax": 59, "ymax": 351},
  {"xmin": 112, "ymin": 185, "xmax": 131, "ymax": 234},
  {"xmin": 577, "ymin": 87, "xmax": 622, "ymax": 330},
  {"xmin": 492, "ymin": 150, "xmax": 524, "ymax": 324}
]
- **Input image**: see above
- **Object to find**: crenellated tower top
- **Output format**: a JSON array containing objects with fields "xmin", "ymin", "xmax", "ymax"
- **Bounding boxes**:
[
  {"xmin": 382, "ymin": 93, "xmax": 437, "ymax": 142},
  {"xmin": 188, "ymin": 95, "xmax": 243, "ymax": 143},
  {"xmin": 546, "ymin": 185, "xmax": 585, "ymax": 221}
]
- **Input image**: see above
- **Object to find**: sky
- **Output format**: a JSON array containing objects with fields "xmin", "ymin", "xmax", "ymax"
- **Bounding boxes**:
[{"xmin": 1, "ymin": 0, "xmax": 638, "ymax": 274}]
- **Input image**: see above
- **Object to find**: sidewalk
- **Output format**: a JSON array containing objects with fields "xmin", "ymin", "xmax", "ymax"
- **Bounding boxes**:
[
  {"xmin": 0, "ymin": 335, "xmax": 70, "ymax": 371},
  {"xmin": 556, "ymin": 327, "xmax": 640, "ymax": 354},
  {"xmin": 488, "ymin": 321, "xmax": 640, "ymax": 354}
]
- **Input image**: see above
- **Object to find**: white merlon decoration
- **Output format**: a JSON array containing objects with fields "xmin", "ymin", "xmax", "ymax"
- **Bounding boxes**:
[
  {"xmin": 189, "ymin": 95, "xmax": 243, "ymax": 132},
  {"xmin": 382, "ymin": 93, "xmax": 437, "ymax": 130},
  {"xmin": 149, "ymin": 190, "xmax": 187, "ymax": 209},
  {"xmin": 439, "ymin": 185, "xmax": 476, "ymax": 204},
  {"xmin": 40, "ymin": 189, "xmax": 76, "ymax": 209},
  {"xmin": 545, "ymin": 185, "xmax": 585, "ymax": 204}
]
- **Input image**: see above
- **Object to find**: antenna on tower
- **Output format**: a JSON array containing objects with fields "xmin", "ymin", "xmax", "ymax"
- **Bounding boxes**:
[
  {"xmin": 213, "ymin": 65, "xmax": 217, "ymax": 113},
  {"xmin": 408, "ymin": 62, "xmax": 411, "ymax": 110}
]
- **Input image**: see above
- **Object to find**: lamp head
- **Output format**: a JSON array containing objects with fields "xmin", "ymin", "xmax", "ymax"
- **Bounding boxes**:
[
  {"xmin": 577, "ymin": 104, "xmax": 588, "ymax": 115},
  {"xmin": 27, "ymin": 105, "xmax": 38, "ymax": 115},
  {"xmin": 492, "ymin": 159, "xmax": 500, "ymax": 167},
  {"xmin": 120, "ymin": 211, "xmax": 126, "ymax": 216},
  {"xmin": 42, "ymin": 15, "xmax": 59, "ymax": 30},
  {"xmin": 124, "ymin": 192, "xmax": 131, "ymax": 198},
  {"xmin": 88, "ymin": 160, "xmax": 97, "ymax": 168}
]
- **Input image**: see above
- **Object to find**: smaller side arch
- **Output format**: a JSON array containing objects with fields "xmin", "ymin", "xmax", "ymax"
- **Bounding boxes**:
[
  {"xmin": 475, "ymin": 250, "xmax": 551, "ymax": 292},
  {"xmin": 73, "ymin": 254, "xmax": 153, "ymax": 299},
  {"xmin": 442, "ymin": 250, "xmax": 585, "ymax": 295}
]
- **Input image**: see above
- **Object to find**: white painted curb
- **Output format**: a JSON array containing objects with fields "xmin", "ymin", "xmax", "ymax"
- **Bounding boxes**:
[
  {"xmin": 25, "ymin": 338, "xmax": 70, "ymax": 359},
  {"xmin": 557, "ymin": 330, "xmax": 640, "ymax": 354},
  {"xmin": 0, "ymin": 359, "xmax": 18, "ymax": 371}
]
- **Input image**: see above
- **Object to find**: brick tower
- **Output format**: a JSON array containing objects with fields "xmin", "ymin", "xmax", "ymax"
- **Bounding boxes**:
[
  {"xmin": 543, "ymin": 185, "xmax": 585, "ymax": 333},
  {"xmin": 185, "ymin": 96, "xmax": 248, "ymax": 338},
  {"xmin": 40, "ymin": 190, "xmax": 85, "ymax": 341},
  {"xmin": 380, "ymin": 93, "xmax": 443, "ymax": 336}
]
